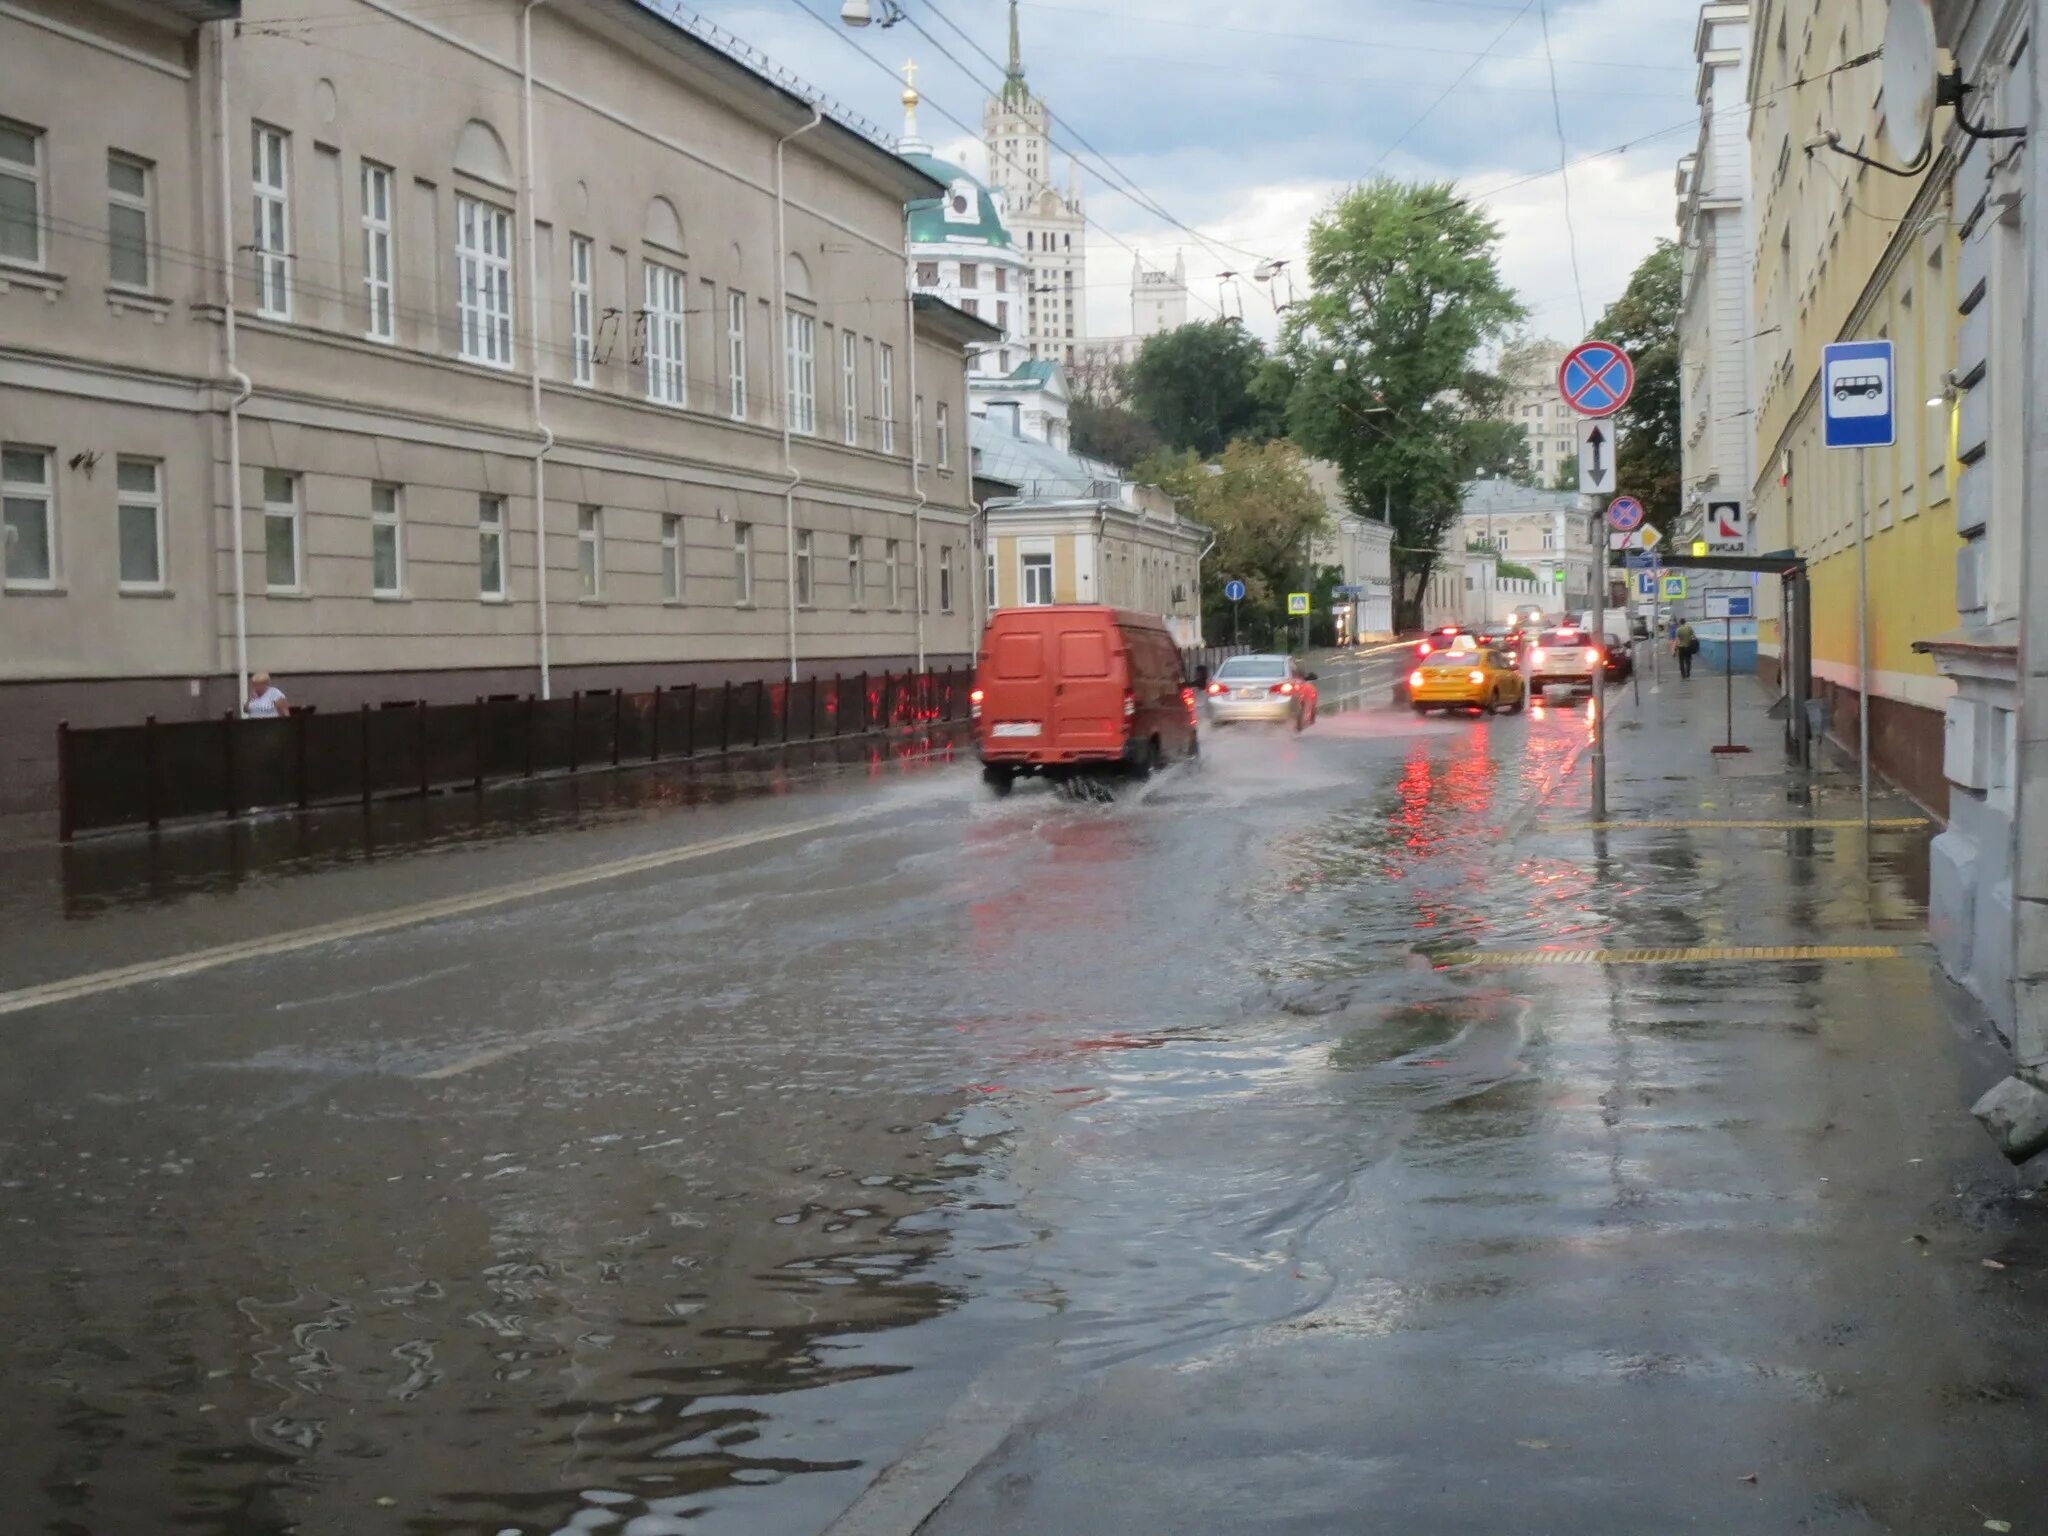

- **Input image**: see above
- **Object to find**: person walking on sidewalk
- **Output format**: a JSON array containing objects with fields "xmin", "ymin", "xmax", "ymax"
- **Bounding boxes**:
[
  {"xmin": 244, "ymin": 671, "xmax": 291, "ymax": 718},
  {"xmin": 1675, "ymin": 620, "xmax": 1698, "ymax": 681}
]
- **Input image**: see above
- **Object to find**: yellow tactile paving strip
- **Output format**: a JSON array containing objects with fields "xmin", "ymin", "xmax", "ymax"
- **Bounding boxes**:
[
  {"xmin": 1438, "ymin": 944, "xmax": 1903, "ymax": 967},
  {"xmin": 1538, "ymin": 817, "xmax": 1930, "ymax": 831}
]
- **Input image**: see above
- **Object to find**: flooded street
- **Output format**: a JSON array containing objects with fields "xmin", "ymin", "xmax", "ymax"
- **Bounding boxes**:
[{"xmin": 6, "ymin": 651, "xmax": 2048, "ymax": 1535}]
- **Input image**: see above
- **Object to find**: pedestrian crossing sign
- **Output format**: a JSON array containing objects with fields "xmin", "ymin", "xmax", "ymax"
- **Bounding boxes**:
[
  {"xmin": 1661, "ymin": 573, "xmax": 1687, "ymax": 600},
  {"xmin": 1287, "ymin": 592, "xmax": 1311, "ymax": 615}
]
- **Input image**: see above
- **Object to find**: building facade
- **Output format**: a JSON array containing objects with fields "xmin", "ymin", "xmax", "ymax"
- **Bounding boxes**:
[
  {"xmin": 1916, "ymin": 0, "xmax": 2031, "ymax": 1035},
  {"xmin": 901, "ymin": 74, "xmax": 1026, "ymax": 379},
  {"xmin": 0, "ymin": 0, "xmax": 986, "ymax": 824},
  {"xmin": 1677, "ymin": 3, "xmax": 1757, "ymax": 529},
  {"xmin": 1302, "ymin": 460, "xmax": 1393, "ymax": 639},
  {"xmin": 972, "ymin": 396, "xmax": 1205, "ymax": 647},
  {"xmin": 1745, "ymin": 0, "xmax": 1962, "ymax": 816},
  {"xmin": 1498, "ymin": 340, "xmax": 1580, "ymax": 487},
  {"xmin": 981, "ymin": 0, "xmax": 1086, "ymax": 366},
  {"xmin": 1460, "ymin": 480, "xmax": 1597, "ymax": 611},
  {"xmin": 1071, "ymin": 252, "xmax": 1194, "ymax": 396}
]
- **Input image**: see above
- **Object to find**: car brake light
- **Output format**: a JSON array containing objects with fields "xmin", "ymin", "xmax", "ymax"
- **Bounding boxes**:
[
  {"xmin": 1469, "ymin": 670, "xmax": 1485, "ymax": 685},
  {"xmin": 1206, "ymin": 680, "xmax": 1228, "ymax": 695},
  {"xmin": 1409, "ymin": 669, "xmax": 1424, "ymax": 687},
  {"xmin": 1273, "ymin": 681, "xmax": 1295, "ymax": 695},
  {"xmin": 1531, "ymin": 648, "xmax": 1545, "ymax": 663},
  {"xmin": 1418, "ymin": 640, "xmax": 1432, "ymax": 655},
  {"xmin": 1588, "ymin": 648, "xmax": 1603, "ymax": 664}
]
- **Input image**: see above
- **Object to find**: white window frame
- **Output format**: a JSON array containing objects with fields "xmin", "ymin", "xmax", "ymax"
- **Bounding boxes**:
[
  {"xmin": 786, "ymin": 310, "xmax": 817, "ymax": 435},
  {"xmin": 661, "ymin": 513, "xmax": 682, "ymax": 602},
  {"xmin": 728, "ymin": 290, "xmax": 748, "ymax": 419},
  {"xmin": 841, "ymin": 330, "xmax": 859, "ymax": 445},
  {"xmin": 848, "ymin": 533, "xmax": 866, "ymax": 607},
  {"xmin": 1020, "ymin": 543, "xmax": 1054, "ymax": 607},
  {"xmin": 361, "ymin": 162, "xmax": 395, "ymax": 341},
  {"xmin": 1, "ymin": 445, "xmax": 55, "ymax": 589},
  {"xmin": 577, "ymin": 504, "xmax": 604, "ymax": 598},
  {"xmin": 252, "ymin": 124, "xmax": 291, "ymax": 318},
  {"xmin": 456, "ymin": 193, "xmax": 514, "ymax": 368},
  {"xmin": 885, "ymin": 537, "xmax": 901, "ymax": 608},
  {"xmin": 115, "ymin": 456, "xmax": 164, "ymax": 592},
  {"xmin": 795, "ymin": 527, "xmax": 815, "ymax": 607},
  {"xmin": 569, "ymin": 234, "xmax": 594, "ymax": 385},
  {"xmin": 734, "ymin": 519, "xmax": 754, "ymax": 606},
  {"xmin": 879, "ymin": 344, "xmax": 896, "ymax": 453},
  {"xmin": 0, "ymin": 118, "xmax": 44, "ymax": 269},
  {"xmin": 644, "ymin": 260, "xmax": 686, "ymax": 406},
  {"xmin": 262, "ymin": 468, "xmax": 300, "ymax": 593},
  {"xmin": 479, "ymin": 493, "xmax": 507, "ymax": 600},
  {"xmin": 107, "ymin": 151, "xmax": 154, "ymax": 292},
  {"xmin": 370, "ymin": 481, "xmax": 404, "ymax": 596},
  {"xmin": 937, "ymin": 402, "xmax": 951, "ymax": 470}
]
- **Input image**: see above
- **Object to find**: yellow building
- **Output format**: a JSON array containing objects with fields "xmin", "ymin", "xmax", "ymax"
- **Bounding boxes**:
[{"xmin": 1746, "ymin": 0, "xmax": 1962, "ymax": 810}]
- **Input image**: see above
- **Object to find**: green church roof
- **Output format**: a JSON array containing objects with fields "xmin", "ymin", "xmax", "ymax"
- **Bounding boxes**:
[{"xmin": 904, "ymin": 152, "xmax": 1013, "ymax": 249}]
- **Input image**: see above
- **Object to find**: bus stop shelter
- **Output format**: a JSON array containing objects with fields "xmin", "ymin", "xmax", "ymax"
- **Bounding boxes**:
[{"xmin": 1638, "ymin": 551, "xmax": 1815, "ymax": 767}]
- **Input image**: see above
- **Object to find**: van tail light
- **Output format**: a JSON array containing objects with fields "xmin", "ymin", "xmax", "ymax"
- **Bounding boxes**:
[
  {"xmin": 969, "ymin": 686, "xmax": 984, "ymax": 720},
  {"xmin": 1469, "ymin": 670, "xmax": 1486, "ymax": 685},
  {"xmin": 1181, "ymin": 686, "xmax": 1199, "ymax": 725},
  {"xmin": 1409, "ymin": 669, "xmax": 1425, "ymax": 688},
  {"xmin": 1123, "ymin": 689, "xmax": 1136, "ymax": 720}
]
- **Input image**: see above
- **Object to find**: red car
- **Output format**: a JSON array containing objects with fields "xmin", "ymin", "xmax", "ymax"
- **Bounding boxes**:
[{"xmin": 1415, "ymin": 623, "xmax": 1469, "ymax": 661}]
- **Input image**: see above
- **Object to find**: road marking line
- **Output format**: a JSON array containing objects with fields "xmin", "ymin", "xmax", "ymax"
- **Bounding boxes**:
[
  {"xmin": 0, "ymin": 810, "xmax": 867, "ymax": 1019},
  {"xmin": 1537, "ymin": 817, "xmax": 1930, "ymax": 831},
  {"xmin": 1438, "ymin": 944, "xmax": 1903, "ymax": 967}
]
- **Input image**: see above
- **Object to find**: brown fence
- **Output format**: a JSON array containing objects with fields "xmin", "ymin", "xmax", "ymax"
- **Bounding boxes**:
[{"xmin": 58, "ymin": 668, "xmax": 973, "ymax": 840}]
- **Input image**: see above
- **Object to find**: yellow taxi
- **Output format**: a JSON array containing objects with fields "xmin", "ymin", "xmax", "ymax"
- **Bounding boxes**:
[{"xmin": 1408, "ymin": 638, "xmax": 1527, "ymax": 715}]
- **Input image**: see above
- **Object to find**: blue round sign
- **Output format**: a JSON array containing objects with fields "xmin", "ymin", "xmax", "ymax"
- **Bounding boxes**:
[
  {"xmin": 1224, "ymin": 579, "xmax": 1247, "ymax": 602},
  {"xmin": 1606, "ymin": 495, "xmax": 1645, "ymax": 532}
]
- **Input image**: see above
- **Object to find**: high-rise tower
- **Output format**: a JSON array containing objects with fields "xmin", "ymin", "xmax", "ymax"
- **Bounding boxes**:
[{"xmin": 981, "ymin": 0, "xmax": 1086, "ymax": 364}]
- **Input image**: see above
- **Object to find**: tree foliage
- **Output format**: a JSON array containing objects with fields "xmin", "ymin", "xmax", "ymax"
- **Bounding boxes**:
[
  {"xmin": 1276, "ymin": 180, "xmax": 1525, "ymax": 628},
  {"xmin": 1125, "ymin": 320, "xmax": 1282, "ymax": 457},
  {"xmin": 1592, "ymin": 240, "xmax": 1681, "ymax": 527},
  {"xmin": 1070, "ymin": 394, "xmax": 1161, "ymax": 470},
  {"xmin": 1143, "ymin": 439, "xmax": 1328, "ymax": 648}
]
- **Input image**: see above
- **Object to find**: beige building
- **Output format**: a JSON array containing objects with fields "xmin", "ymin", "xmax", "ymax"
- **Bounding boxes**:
[
  {"xmin": 1498, "ymin": 339, "xmax": 1580, "ymax": 486},
  {"xmin": 972, "ymin": 407, "xmax": 1206, "ymax": 647},
  {"xmin": 0, "ymin": 0, "xmax": 988, "ymax": 820}
]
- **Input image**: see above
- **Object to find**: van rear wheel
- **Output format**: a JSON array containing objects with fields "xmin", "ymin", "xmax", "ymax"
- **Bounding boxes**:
[{"xmin": 981, "ymin": 765, "xmax": 1016, "ymax": 797}]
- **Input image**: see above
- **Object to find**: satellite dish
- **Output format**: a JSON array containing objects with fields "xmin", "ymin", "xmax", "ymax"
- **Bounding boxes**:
[{"xmin": 1882, "ymin": 0, "xmax": 1940, "ymax": 164}]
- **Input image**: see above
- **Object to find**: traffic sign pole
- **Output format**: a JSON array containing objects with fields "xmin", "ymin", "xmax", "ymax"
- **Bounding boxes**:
[
  {"xmin": 1822, "ymin": 338, "xmax": 1893, "ymax": 832},
  {"xmin": 1558, "ymin": 340, "xmax": 1633, "ymax": 826}
]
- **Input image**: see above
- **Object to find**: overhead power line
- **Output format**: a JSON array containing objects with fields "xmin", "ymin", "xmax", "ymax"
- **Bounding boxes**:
[
  {"xmin": 1536, "ymin": 0, "xmax": 1588, "ymax": 336},
  {"xmin": 1367, "ymin": 0, "xmax": 1538, "ymax": 177}
]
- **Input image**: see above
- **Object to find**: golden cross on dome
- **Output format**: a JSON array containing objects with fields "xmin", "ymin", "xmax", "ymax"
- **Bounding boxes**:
[{"xmin": 902, "ymin": 59, "xmax": 918, "ymax": 90}]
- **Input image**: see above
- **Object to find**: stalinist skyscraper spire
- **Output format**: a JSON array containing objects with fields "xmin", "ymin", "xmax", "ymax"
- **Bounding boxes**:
[{"xmin": 983, "ymin": 0, "xmax": 1087, "ymax": 364}]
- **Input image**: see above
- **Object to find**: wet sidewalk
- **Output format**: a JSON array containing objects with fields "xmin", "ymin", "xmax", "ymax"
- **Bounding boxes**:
[{"xmin": 899, "ymin": 666, "xmax": 2048, "ymax": 1536}]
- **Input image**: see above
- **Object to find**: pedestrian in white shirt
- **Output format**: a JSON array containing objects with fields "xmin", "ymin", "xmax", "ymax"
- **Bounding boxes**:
[{"xmin": 244, "ymin": 671, "xmax": 291, "ymax": 718}]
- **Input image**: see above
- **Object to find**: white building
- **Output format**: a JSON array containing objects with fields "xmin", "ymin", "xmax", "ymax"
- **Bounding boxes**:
[
  {"xmin": 1677, "ymin": 4, "xmax": 1757, "ymax": 526},
  {"xmin": 1499, "ymin": 340, "xmax": 1580, "ymax": 486},
  {"xmin": 901, "ymin": 75, "xmax": 1026, "ymax": 379},
  {"xmin": 1460, "ymin": 480, "xmax": 1596, "ymax": 611},
  {"xmin": 1303, "ymin": 461, "xmax": 1394, "ymax": 639},
  {"xmin": 982, "ymin": 0, "xmax": 1086, "ymax": 366},
  {"xmin": 1072, "ymin": 252, "xmax": 1194, "ymax": 396}
]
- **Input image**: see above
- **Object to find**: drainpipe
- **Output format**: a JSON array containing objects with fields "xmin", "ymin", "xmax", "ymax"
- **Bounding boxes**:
[
  {"xmin": 521, "ymin": 0, "xmax": 554, "ymax": 698},
  {"xmin": 1195, "ymin": 528, "xmax": 1217, "ymax": 646},
  {"xmin": 215, "ymin": 22, "xmax": 251, "ymax": 707},
  {"xmin": 775, "ymin": 107, "xmax": 824, "ymax": 684},
  {"xmin": 905, "ymin": 224, "xmax": 928, "ymax": 672}
]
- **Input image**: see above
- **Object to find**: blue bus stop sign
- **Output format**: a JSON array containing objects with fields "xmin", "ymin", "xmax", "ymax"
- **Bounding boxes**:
[
  {"xmin": 1822, "ymin": 339, "xmax": 1895, "ymax": 448},
  {"xmin": 1224, "ymin": 579, "xmax": 1247, "ymax": 602}
]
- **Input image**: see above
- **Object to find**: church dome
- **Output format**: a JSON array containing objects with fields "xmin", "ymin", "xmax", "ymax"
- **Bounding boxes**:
[{"xmin": 903, "ymin": 152, "xmax": 1013, "ymax": 249}]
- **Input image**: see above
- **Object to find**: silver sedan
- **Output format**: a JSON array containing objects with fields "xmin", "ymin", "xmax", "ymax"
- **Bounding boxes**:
[{"xmin": 1202, "ymin": 654, "xmax": 1318, "ymax": 727}]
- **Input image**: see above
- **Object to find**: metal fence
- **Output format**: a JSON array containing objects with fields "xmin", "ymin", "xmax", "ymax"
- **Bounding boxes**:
[{"xmin": 58, "ymin": 668, "xmax": 973, "ymax": 840}]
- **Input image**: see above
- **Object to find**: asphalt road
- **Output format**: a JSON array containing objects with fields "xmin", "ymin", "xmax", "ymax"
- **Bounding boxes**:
[{"xmin": 5, "ymin": 643, "xmax": 2045, "ymax": 1536}]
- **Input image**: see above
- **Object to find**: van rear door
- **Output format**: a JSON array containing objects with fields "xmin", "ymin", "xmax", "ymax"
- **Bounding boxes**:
[
  {"xmin": 1050, "ymin": 617, "xmax": 1125, "ymax": 755},
  {"xmin": 983, "ymin": 619, "xmax": 1051, "ymax": 742}
]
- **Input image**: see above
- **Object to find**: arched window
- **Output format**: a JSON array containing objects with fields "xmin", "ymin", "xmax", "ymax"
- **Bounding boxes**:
[
  {"xmin": 454, "ymin": 118, "xmax": 513, "ymax": 188},
  {"xmin": 644, "ymin": 196, "xmax": 684, "ymax": 255},
  {"xmin": 784, "ymin": 251, "xmax": 812, "ymax": 300}
]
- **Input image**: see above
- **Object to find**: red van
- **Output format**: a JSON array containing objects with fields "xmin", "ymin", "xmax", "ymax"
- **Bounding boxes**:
[{"xmin": 971, "ymin": 606, "xmax": 1199, "ymax": 794}]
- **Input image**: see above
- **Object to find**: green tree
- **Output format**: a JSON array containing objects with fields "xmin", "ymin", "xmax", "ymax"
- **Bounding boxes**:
[
  {"xmin": 1070, "ymin": 394, "xmax": 1161, "ymax": 469},
  {"xmin": 1459, "ymin": 417, "xmax": 1531, "ymax": 484},
  {"xmin": 1125, "ymin": 320, "xmax": 1281, "ymax": 457},
  {"xmin": 1143, "ymin": 439, "xmax": 1328, "ymax": 648},
  {"xmin": 1276, "ymin": 180, "xmax": 1526, "ymax": 629},
  {"xmin": 1592, "ymin": 240, "xmax": 1681, "ymax": 528}
]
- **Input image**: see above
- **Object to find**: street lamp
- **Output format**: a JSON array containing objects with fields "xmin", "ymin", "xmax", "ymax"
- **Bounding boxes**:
[{"xmin": 840, "ymin": 0, "xmax": 908, "ymax": 26}]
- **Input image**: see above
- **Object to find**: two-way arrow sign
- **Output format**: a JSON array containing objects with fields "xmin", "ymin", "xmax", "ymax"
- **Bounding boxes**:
[{"xmin": 1577, "ymin": 418, "xmax": 1622, "ymax": 495}]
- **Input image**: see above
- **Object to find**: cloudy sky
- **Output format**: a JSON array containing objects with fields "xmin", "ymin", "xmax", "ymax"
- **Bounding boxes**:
[{"xmin": 699, "ymin": 0, "xmax": 1701, "ymax": 347}]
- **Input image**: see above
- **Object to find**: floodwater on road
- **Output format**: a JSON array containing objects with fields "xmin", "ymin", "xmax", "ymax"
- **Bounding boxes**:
[{"xmin": 4, "ymin": 652, "xmax": 2043, "ymax": 1536}]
